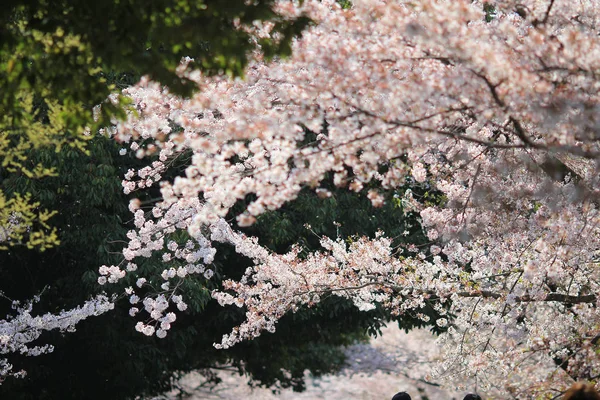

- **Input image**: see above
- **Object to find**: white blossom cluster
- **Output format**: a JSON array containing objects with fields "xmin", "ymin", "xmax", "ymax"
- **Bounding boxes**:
[
  {"xmin": 0, "ymin": 295, "xmax": 114, "ymax": 380},
  {"xmin": 98, "ymin": 172, "xmax": 218, "ymax": 338},
  {"xmin": 0, "ymin": 213, "xmax": 22, "ymax": 244},
  {"xmin": 110, "ymin": 0, "xmax": 600, "ymax": 397}
]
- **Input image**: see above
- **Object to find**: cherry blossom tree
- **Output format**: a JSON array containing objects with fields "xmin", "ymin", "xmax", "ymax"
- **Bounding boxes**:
[{"xmin": 104, "ymin": 0, "xmax": 600, "ymax": 397}]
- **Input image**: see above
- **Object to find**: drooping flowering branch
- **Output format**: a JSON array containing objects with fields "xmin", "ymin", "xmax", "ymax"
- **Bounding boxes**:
[
  {"xmin": 106, "ymin": 0, "xmax": 600, "ymax": 397},
  {"xmin": 0, "ymin": 294, "xmax": 115, "ymax": 380}
]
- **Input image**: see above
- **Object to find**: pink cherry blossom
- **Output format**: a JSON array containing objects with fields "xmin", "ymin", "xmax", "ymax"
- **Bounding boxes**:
[{"xmin": 104, "ymin": 1, "xmax": 600, "ymax": 397}]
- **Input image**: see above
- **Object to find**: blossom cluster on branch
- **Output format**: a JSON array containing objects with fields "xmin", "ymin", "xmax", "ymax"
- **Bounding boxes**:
[
  {"xmin": 106, "ymin": 0, "xmax": 600, "ymax": 397},
  {"xmin": 0, "ymin": 294, "xmax": 114, "ymax": 380}
]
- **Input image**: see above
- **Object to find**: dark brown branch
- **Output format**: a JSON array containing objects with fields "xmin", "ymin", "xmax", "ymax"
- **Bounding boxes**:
[
  {"xmin": 452, "ymin": 290, "xmax": 596, "ymax": 305},
  {"xmin": 533, "ymin": 0, "xmax": 555, "ymax": 26},
  {"xmin": 301, "ymin": 281, "xmax": 597, "ymax": 306}
]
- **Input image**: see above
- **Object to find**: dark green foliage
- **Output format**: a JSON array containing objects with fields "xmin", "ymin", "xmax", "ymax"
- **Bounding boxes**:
[
  {"xmin": 0, "ymin": 0, "xmax": 311, "ymax": 155},
  {"xmin": 0, "ymin": 137, "xmax": 126, "ymax": 304},
  {"xmin": 483, "ymin": 2, "xmax": 497, "ymax": 22},
  {"xmin": 337, "ymin": 0, "xmax": 353, "ymax": 10},
  {"xmin": 1, "ymin": 0, "xmax": 311, "ymax": 107},
  {"xmin": 249, "ymin": 181, "xmax": 424, "ymax": 253}
]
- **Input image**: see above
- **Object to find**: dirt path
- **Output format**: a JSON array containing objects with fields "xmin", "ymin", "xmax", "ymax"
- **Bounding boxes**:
[{"xmin": 157, "ymin": 327, "xmax": 476, "ymax": 400}]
